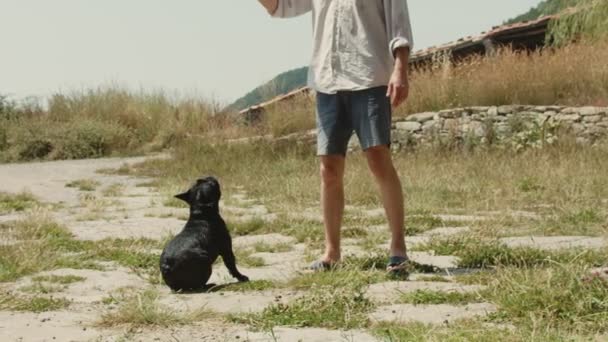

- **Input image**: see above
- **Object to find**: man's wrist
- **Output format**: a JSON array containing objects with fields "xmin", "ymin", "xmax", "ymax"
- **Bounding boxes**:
[{"xmin": 393, "ymin": 46, "xmax": 410, "ymax": 72}]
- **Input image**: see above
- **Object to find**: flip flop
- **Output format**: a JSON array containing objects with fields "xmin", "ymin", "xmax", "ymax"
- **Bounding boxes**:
[
  {"xmin": 387, "ymin": 256, "xmax": 410, "ymax": 279},
  {"xmin": 307, "ymin": 260, "xmax": 336, "ymax": 272}
]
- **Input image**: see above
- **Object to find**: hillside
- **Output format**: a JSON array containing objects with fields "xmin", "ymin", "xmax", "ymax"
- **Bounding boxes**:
[
  {"xmin": 504, "ymin": 0, "xmax": 576, "ymax": 24},
  {"xmin": 229, "ymin": 67, "xmax": 308, "ymax": 111}
]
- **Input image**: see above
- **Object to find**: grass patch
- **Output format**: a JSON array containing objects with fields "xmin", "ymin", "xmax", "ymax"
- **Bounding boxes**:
[
  {"xmin": 405, "ymin": 213, "xmax": 446, "ymax": 235},
  {"xmin": 98, "ymin": 289, "xmax": 213, "ymax": 328},
  {"xmin": 210, "ymin": 280, "xmax": 277, "ymax": 292},
  {"xmin": 252, "ymin": 242, "xmax": 293, "ymax": 253},
  {"xmin": 415, "ymin": 275, "xmax": 452, "ymax": 282},
  {"xmin": 416, "ymin": 235, "xmax": 608, "ymax": 269},
  {"xmin": 230, "ymin": 216, "xmax": 324, "ymax": 245},
  {"xmin": 230, "ymin": 286, "xmax": 373, "ymax": 330},
  {"xmin": 485, "ymin": 265, "xmax": 608, "ymax": 332},
  {"xmin": 0, "ymin": 213, "xmax": 164, "ymax": 283},
  {"xmin": 0, "ymin": 292, "xmax": 70, "ymax": 312},
  {"xmin": 399, "ymin": 289, "xmax": 483, "ymax": 305},
  {"xmin": 19, "ymin": 282, "xmax": 65, "ymax": 294},
  {"xmin": 65, "ymin": 179, "xmax": 100, "ymax": 192},
  {"xmin": 101, "ymin": 183, "xmax": 125, "ymax": 197},
  {"xmin": 233, "ymin": 249, "xmax": 266, "ymax": 268},
  {"xmin": 371, "ymin": 320, "xmax": 568, "ymax": 342},
  {"xmin": 0, "ymin": 191, "xmax": 38, "ymax": 214}
]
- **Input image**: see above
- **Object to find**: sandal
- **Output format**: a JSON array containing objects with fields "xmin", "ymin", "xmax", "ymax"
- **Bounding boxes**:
[
  {"xmin": 387, "ymin": 256, "xmax": 410, "ymax": 279},
  {"xmin": 307, "ymin": 260, "xmax": 337, "ymax": 272}
]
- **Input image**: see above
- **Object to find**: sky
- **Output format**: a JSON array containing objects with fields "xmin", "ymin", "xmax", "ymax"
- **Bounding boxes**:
[{"xmin": 0, "ymin": 0, "xmax": 542, "ymax": 105}]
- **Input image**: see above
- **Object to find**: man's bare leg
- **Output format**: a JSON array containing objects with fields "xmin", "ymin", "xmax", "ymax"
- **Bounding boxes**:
[
  {"xmin": 364, "ymin": 146, "xmax": 407, "ymax": 258},
  {"xmin": 320, "ymin": 155, "xmax": 346, "ymax": 264}
]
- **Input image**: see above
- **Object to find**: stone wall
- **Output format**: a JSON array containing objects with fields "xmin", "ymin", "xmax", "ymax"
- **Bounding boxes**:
[{"xmin": 379, "ymin": 105, "xmax": 608, "ymax": 151}]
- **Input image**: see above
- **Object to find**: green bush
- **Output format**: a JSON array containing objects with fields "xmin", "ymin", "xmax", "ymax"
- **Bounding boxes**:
[
  {"xmin": 18, "ymin": 139, "xmax": 54, "ymax": 160},
  {"xmin": 0, "ymin": 125, "xmax": 7, "ymax": 151},
  {"xmin": 50, "ymin": 120, "xmax": 135, "ymax": 160}
]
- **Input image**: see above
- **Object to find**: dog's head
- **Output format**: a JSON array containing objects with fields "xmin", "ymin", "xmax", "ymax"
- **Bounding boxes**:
[{"xmin": 175, "ymin": 176, "xmax": 221, "ymax": 208}]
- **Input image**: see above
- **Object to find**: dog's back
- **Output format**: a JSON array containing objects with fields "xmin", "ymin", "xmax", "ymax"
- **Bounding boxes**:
[
  {"xmin": 160, "ymin": 223, "xmax": 217, "ymax": 291},
  {"xmin": 160, "ymin": 176, "xmax": 248, "ymax": 291}
]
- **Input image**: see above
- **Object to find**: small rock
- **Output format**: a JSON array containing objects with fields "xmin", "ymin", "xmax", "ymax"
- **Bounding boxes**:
[
  {"xmin": 555, "ymin": 114, "xmax": 581, "ymax": 122},
  {"xmin": 396, "ymin": 121, "xmax": 422, "ymax": 132},
  {"xmin": 579, "ymin": 106, "xmax": 601, "ymax": 116},
  {"xmin": 406, "ymin": 112, "xmax": 436, "ymax": 123}
]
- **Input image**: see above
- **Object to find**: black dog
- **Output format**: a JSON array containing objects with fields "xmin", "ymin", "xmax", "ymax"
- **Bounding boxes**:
[{"xmin": 159, "ymin": 177, "xmax": 248, "ymax": 291}]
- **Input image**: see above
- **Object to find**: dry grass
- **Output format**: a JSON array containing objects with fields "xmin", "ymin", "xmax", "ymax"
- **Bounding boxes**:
[
  {"xmin": 3, "ymin": 40, "xmax": 608, "ymax": 163},
  {"xmin": 396, "ymin": 39, "xmax": 608, "ymax": 116},
  {"xmin": 98, "ymin": 289, "xmax": 213, "ymax": 328}
]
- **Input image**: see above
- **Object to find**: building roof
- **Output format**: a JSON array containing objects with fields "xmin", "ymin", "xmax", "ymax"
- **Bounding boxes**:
[
  {"xmin": 239, "ymin": 86, "xmax": 311, "ymax": 115},
  {"xmin": 410, "ymin": 15, "xmax": 555, "ymax": 64},
  {"xmin": 240, "ymin": 15, "xmax": 556, "ymax": 114}
]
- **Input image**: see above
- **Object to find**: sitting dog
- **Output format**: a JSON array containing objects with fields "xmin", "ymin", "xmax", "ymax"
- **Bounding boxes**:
[{"xmin": 159, "ymin": 177, "xmax": 248, "ymax": 291}]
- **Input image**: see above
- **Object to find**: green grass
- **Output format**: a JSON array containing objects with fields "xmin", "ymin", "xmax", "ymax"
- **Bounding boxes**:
[
  {"xmin": 230, "ymin": 286, "xmax": 374, "ymax": 331},
  {"xmin": 101, "ymin": 183, "xmax": 125, "ymax": 197},
  {"xmin": 0, "ymin": 213, "xmax": 165, "ymax": 283},
  {"xmin": 0, "ymin": 292, "xmax": 70, "ymax": 312},
  {"xmin": 415, "ymin": 275, "xmax": 452, "ymax": 282},
  {"xmin": 252, "ymin": 242, "xmax": 293, "ymax": 253},
  {"xmin": 399, "ymin": 290, "xmax": 484, "ymax": 305},
  {"xmin": 486, "ymin": 265, "xmax": 608, "ymax": 332},
  {"xmin": 415, "ymin": 235, "xmax": 608, "ymax": 269},
  {"xmin": 371, "ymin": 320, "xmax": 567, "ymax": 342},
  {"xmin": 209, "ymin": 280, "xmax": 277, "ymax": 293},
  {"xmin": 0, "ymin": 191, "xmax": 38, "ymax": 214},
  {"xmin": 19, "ymin": 282, "xmax": 65, "ymax": 294},
  {"xmin": 98, "ymin": 289, "xmax": 213, "ymax": 328},
  {"xmin": 65, "ymin": 179, "xmax": 100, "ymax": 192}
]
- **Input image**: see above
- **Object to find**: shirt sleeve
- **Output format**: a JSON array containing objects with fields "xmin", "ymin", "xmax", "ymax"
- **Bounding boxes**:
[
  {"xmin": 272, "ymin": 0, "xmax": 313, "ymax": 18},
  {"xmin": 384, "ymin": 0, "xmax": 414, "ymax": 57}
]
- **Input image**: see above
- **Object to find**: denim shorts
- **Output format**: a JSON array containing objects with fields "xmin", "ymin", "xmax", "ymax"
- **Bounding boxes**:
[{"xmin": 316, "ymin": 86, "xmax": 392, "ymax": 156}]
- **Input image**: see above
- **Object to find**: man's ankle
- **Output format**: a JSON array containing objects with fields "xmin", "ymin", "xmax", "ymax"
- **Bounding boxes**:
[{"xmin": 323, "ymin": 250, "xmax": 341, "ymax": 263}]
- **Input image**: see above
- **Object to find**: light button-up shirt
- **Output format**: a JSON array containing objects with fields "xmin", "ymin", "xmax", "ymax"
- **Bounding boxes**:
[{"xmin": 272, "ymin": 0, "xmax": 414, "ymax": 94}]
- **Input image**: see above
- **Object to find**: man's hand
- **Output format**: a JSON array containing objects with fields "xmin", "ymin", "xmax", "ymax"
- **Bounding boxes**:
[
  {"xmin": 258, "ymin": 0, "xmax": 278, "ymax": 14},
  {"xmin": 387, "ymin": 47, "xmax": 410, "ymax": 109}
]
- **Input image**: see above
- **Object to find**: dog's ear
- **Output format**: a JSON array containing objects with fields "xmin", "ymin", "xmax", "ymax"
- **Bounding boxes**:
[{"xmin": 174, "ymin": 191, "xmax": 191, "ymax": 204}]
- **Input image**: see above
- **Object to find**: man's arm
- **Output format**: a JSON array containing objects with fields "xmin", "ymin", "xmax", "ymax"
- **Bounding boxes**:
[
  {"xmin": 258, "ymin": 0, "xmax": 278, "ymax": 15},
  {"xmin": 387, "ymin": 47, "xmax": 410, "ymax": 108},
  {"xmin": 384, "ymin": 0, "xmax": 414, "ymax": 108},
  {"xmin": 258, "ymin": 0, "xmax": 312, "ymax": 18}
]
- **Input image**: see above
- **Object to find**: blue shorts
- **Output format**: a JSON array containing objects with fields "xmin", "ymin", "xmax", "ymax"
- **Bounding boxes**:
[{"xmin": 316, "ymin": 86, "xmax": 392, "ymax": 156}]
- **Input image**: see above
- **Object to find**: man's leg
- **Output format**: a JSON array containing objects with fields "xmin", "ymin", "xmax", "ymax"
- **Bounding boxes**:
[
  {"xmin": 320, "ymin": 155, "xmax": 346, "ymax": 264},
  {"xmin": 365, "ymin": 145, "xmax": 407, "ymax": 259}
]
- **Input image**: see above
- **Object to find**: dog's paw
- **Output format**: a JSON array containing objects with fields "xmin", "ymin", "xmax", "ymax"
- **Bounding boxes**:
[{"xmin": 237, "ymin": 275, "xmax": 249, "ymax": 282}]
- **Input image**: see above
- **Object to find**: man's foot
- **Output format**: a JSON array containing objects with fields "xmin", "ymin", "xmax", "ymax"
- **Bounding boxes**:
[
  {"xmin": 387, "ymin": 255, "xmax": 410, "ymax": 279},
  {"xmin": 307, "ymin": 260, "xmax": 338, "ymax": 272}
]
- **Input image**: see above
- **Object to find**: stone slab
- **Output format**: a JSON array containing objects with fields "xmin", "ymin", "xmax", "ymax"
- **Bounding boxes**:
[
  {"xmin": 500, "ymin": 236, "xmax": 607, "ymax": 250},
  {"xmin": 370, "ymin": 303, "xmax": 496, "ymax": 325},
  {"xmin": 366, "ymin": 281, "xmax": 485, "ymax": 303}
]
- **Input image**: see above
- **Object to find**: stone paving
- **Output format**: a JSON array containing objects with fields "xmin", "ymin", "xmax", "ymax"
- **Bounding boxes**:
[{"xmin": 0, "ymin": 156, "xmax": 607, "ymax": 341}]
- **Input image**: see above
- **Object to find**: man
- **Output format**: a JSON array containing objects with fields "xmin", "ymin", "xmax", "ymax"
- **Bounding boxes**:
[{"xmin": 258, "ymin": 0, "xmax": 413, "ymax": 275}]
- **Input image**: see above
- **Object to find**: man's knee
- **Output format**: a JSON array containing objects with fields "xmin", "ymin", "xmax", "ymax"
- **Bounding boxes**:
[
  {"xmin": 366, "ymin": 145, "xmax": 393, "ymax": 178},
  {"xmin": 320, "ymin": 157, "xmax": 344, "ymax": 186}
]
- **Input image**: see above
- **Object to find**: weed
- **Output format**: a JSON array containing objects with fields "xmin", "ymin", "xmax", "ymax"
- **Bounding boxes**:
[
  {"xmin": 399, "ymin": 289, "xmax": 483, "ymax": 305},
  {"xmin": 252, "ymin": 242, "xmax": 293, "ymax": 253},
  {"xmin": 66, "ymin": 179, "xmax": 100, "ymax": 192},
  {"xmin": 0, "ymin": 192, "xmax": 38, "ymax": 214},
  {"xmin": 231, "ymin": 286, "xmax": 373, "ymax": 330},
  {"xmin": 0, "ymin": 292, "xmax": 70, "ymax": 312},
  {"xmin": 98, "ymin": 289, "xmax": 212, "ymax": 328}
]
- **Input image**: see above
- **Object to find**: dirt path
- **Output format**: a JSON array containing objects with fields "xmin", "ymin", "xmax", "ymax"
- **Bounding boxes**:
[{"xmin": 1, "ymin": 156, "xmax": 606, "ymax": 341}]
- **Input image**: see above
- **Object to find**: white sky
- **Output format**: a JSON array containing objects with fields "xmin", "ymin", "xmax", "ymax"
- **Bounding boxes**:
[{"xmin": 0, "ymin": 0, "xmax": 542, "ymax": 105}]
